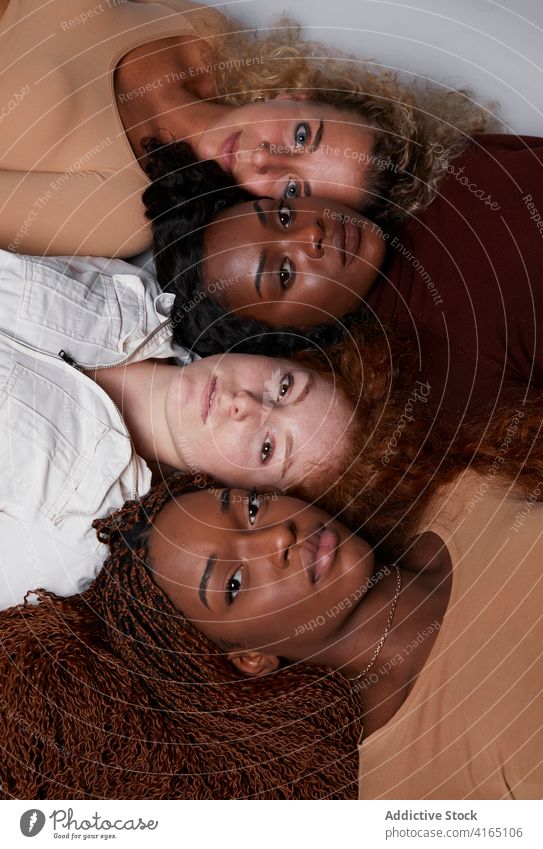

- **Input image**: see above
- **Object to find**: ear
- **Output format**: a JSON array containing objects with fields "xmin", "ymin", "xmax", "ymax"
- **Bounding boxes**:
[
  {"xmin": 273, "ymin": 91, "xmax": 311, "ymax": 102},
  {"xmin": 227, "ymin": 649, "xmax": 280, "ymax": 677}
]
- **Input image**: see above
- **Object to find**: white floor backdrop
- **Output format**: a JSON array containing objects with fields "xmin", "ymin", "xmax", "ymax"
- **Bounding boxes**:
[{"xmin": 207, "ymin": 0, "xmax": 543, "ymax": 135}]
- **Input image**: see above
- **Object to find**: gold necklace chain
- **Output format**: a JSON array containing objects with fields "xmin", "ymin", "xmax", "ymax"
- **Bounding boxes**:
[{"xmin": 350, "ymin": 564, "xmax": 402, "ymax": 684}]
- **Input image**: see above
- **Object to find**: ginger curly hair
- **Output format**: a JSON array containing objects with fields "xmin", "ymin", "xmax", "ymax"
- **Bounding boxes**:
[{"xmin": 290, "ymin": 323, "xmax": 543, "ymax": 560}]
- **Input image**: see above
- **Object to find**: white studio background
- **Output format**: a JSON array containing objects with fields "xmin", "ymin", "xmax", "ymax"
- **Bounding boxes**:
[{"xmin": 209, "ymin": 0, "xmax": 543, "ymax": 135}]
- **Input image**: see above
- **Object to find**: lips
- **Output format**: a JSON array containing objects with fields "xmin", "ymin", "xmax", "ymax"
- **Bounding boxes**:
[
  {"xmin": 301, "ymin": 524, "xmax": 338, "ymax": 584},
  {"xmin": 343, "ymin": 220, "xmax": 361, "ymax": 268},
  {"xmin": 332, "ymin": 219, "xmax": 361, "ymax": 267},
  {"xmin": 220, "ymin": 131, "xmax": 241, "ymax": 174},
  {"xmin": 332, "ymin": 220, "xmax": 347, "ymax": 265},
  {"xmin": 201, "ymin": 376, "xmax": 218, "ymax": 424}
]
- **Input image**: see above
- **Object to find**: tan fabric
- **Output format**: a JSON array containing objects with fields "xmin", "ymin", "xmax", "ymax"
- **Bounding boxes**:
[
  {"xmin": 358, "ymin": 471, "xmax": 543, "ymax": 799},
  {"xmin": 0, "ymin": 0, "xmax": 226, "ymax": 257}
]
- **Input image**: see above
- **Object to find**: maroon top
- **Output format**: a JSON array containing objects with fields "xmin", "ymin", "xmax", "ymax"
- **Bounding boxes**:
[{"xmin": 366, "ymin": 134, "xmax": 543, "ymax": 423}]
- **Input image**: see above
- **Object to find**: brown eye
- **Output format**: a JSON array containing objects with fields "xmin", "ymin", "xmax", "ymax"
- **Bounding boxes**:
[
  {"xmin": 261, "ymin": 435, "xmax": 273, "ymax": 463},
  {"xmin": 278, "ymin": 202, "xmax": 293, "ymax": 229},
  {"xmin": 248, "ymin": 488, "xmax": 261, "ymax": 525},
  {"xmin": 226, "ymin": 567, "xmax": 243, "ymax": 604},
  {"xmin": 278, "ymin": 258, "xmax": 293, "ymax": 289},
  {"xmin": 277, "ymin": 373, "xmax": 292, "ymax": 399}
]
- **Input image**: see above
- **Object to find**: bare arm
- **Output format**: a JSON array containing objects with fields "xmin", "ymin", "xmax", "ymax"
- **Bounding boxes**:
[{"xmin": 0, "ymin": 168, "xmax": 150, "ymax": 257}]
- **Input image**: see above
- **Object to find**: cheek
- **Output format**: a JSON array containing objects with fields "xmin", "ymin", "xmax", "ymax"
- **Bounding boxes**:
[
  {"xmin": 293, "ymin": 274, "xmax": 328, "ymax": 302},
  {"xmin": 188, "ymin": 423, "xmax": 227, "ymax": 476},
  {"xmin": 245, "ymin": 115, "xmax": 283, "ymax": 142},
  {"xmin": 205, "ymin": 427, "xmax": 251, "ymax": 477},
  {"xmin": 222, "ymin": 275, "xmax": 259, "ymax": 310},
  {"xmin": 311, "ymin": 410, "xmax": 348, "ymax": 458},
  {"xmin": 312, "ymin": 279, "xmax": 361, "ymax": 317},
  {"xmin": 204, "ymin": 247, "xmax": 240, "ymax": 287},
  {"xmin": 252, "ymin": 587, "xmax": 313, "ymax": 639},
  {"xmin": 289, "ymin": 271, "xmax": 355, "ymax": 309}
]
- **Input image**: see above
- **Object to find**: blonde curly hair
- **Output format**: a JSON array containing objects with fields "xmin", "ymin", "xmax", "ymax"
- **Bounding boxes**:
[{"xmin": 206, "ymin": 15, "xmax": 499, "ymax": 220}]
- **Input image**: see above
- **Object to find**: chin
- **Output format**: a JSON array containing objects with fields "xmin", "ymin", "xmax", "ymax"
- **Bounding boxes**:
[{"xmin": 342, "ymin": 535, "xmax": 374, "ymax": 569}]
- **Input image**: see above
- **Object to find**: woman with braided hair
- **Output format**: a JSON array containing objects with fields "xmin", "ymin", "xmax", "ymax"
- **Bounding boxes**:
[{"xmin": 0, "ymin": 474, "xmax": 362, "ymax": 800}]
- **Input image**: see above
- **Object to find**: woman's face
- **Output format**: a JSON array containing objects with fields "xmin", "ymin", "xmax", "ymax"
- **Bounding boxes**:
[
  {"xmin": 197, "ymin": 97, "xmax": 375, "ymax": 211},
  {"xmin": 202, "ymin": 197, "xmax": 387, "ymax": 327},
  {"xmin": 149, "ymin": 487, "xmax": 374, "ymax": 662},
  {"xmin": 166, "ymin": 354, "xmax": 353, "ymax": 491}
]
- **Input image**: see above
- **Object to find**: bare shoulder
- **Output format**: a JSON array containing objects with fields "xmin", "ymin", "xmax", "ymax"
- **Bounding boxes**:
[{"xmin": 402, "ymin": 531, "xmax": 452, "ymax": 577}]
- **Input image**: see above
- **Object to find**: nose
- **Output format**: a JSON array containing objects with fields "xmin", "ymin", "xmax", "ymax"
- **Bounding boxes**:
[
  {"xmin": 294, "ymin": 217, "xmax": 325, "ymax": 259},
  {"xmin": 240, "ymin": 522, "xmax": 297, "ymax": 570},
  {"xmin": 229, "ymin": 390, "xmax": 264, "ymax": 422},
  {"xmin": 251, "ymin": 141, "xmax": 291, "ymax": 175}
]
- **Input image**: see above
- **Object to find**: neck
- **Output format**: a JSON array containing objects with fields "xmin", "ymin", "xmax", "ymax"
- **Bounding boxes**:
[
  {"xmin": 153, "ymin": 96, "xmax": 229, "ymax": 150},
  {"xmin": 115, "ymin": 34, "xmax": 231, "ymax": 159},
  {"xmin": 91, "ymin": 361, "xmax": 187, "ymax": 471},
  {"xmin": 308, "ymin": 562, "xmax": 404, "ymax": 678},
  {"xmin": 302, "ymin": 549, "xmax": 447, "ymax": 682},
  {"xmin": 313, "ymin": 538, "xmax": 451, "ymax": 735}
]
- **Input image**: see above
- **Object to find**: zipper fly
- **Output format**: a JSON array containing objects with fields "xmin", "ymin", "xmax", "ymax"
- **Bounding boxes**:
[
  {"xmin": 60, "ymin": 318, "xmax": 172, "ymax": 373},
  {"xmin": 1, "ymin": 318, "xmax": 173, "ymax": 503}
]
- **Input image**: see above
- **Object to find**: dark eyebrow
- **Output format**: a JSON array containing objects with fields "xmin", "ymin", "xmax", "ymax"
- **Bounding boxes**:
[
  {"xmin": 253, "ymin": 200, "xmax": 266, "ymax": 225},
  {"xmin": 199, "ymin": 556, "xmax": 215, "ymax": 609},
  {"xmin": 220, "ymin": 487, "xmax": 231, "ymax": 512},
  {"xmin": 311, "ymin": 120, "xmax": 324, "ymax": 152},
  {"xmin": 254, "ymin": 251, "xmax": 266, "ymax": 297}
]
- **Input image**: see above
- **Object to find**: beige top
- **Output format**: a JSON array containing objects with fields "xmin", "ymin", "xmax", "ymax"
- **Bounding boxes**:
[
  {"xmin": 0, "ymin": 0, "xmax": 226, "ymax": 257},
  {"xmin": 358, "ymin": 471, "xmax": 543, "ymax": 799}
]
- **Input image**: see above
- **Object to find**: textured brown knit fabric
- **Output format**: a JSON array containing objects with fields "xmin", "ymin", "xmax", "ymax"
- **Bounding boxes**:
[{"xmin": 0, "ymin": 475, "xmax": 362, "ymax": 799}]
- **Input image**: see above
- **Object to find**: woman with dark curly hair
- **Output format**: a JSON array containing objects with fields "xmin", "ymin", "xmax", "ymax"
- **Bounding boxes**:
[
  {"xmin": 143, "ymin": 136, "xmax": 543, "ymax": 424},
  {"xmin": 0, "ymin": 0, "xmax": 490, "ymax": 256}
]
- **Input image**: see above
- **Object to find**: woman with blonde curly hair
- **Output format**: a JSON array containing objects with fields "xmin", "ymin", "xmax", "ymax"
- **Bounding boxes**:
[{"xmin": 0, "ymin": 0, "xmax": 488, "ymax": 257}]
